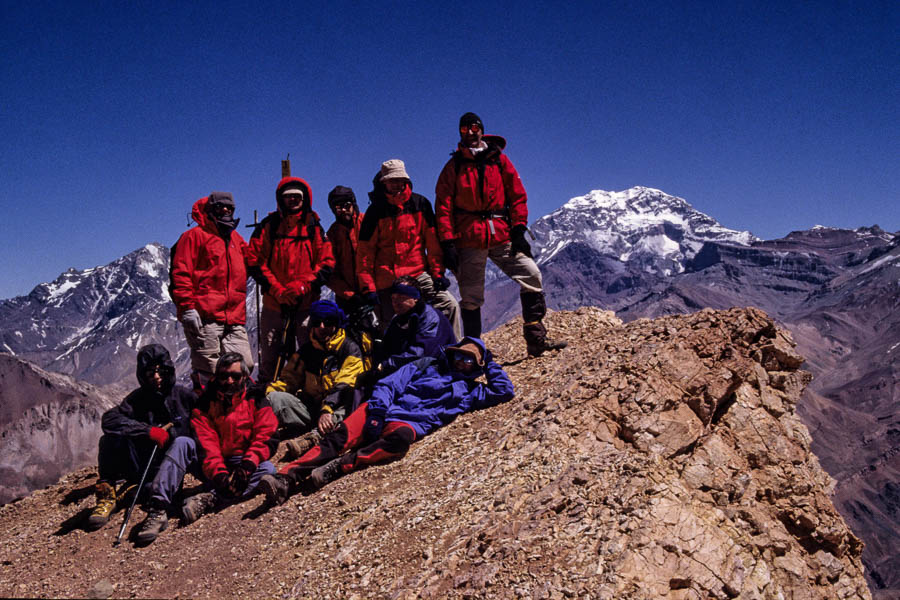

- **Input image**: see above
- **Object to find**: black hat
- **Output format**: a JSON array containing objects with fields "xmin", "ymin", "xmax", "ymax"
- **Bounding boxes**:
[
  {"xmin": 207, "ymin": 191, "xmax": 235, "ymax": 209},
  {"xmin": 328, "ymin": 185, "xmax": 357, "ymax": 209},
  {"xmin": 459, "ymin": 112, "xmax": 484, "ymax": 132}
]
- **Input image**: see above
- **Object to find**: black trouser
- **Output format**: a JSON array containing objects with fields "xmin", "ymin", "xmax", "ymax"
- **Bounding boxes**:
[{"xmin": 97, "ymin": 433, "xmax": 159, "ymax": 486}]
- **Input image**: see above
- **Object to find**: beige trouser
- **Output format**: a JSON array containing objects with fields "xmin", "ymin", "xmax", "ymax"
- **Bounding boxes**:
[
  {"xmin": 183, "ymin": 321, "xmax": 254, "ymax": 378},
  {"xmin": 456, "ymin": 243, "xmax": 543, "ymax": 310},
  {"xmin": 374, "ymin": 272, "xmax": 462, "ymax": 339}
]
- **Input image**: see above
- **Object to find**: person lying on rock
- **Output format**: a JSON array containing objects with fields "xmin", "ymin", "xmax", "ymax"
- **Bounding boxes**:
[
  {"xmin": 266, "ymin": 300, "xmax": 370, "ymax": 460},
  {"xmin": 86, "ymin": 344, "xmax": 194, "ymax": 538},
  {"xmin": 356, "ymin": 275, "xmax": 457, "ymax": 389},
  {"xmin": 259, "ymin": 337, "xmax": 514, "ymax": 503},
  {"xmin": 179, "ymin": 352, "xmax": 278, "ymax": 525}
]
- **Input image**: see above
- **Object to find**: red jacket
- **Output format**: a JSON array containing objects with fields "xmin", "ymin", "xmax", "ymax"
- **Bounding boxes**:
[
  {"xmin": 434, "ymin": 135, "xmax": 529, "ymax": 249},
  {"xmin": 248, "ymin": 177, "xmax": 335, "ymax": 311},
  {"xmin": 326, "ymin": 212, "xmax": 364, "ymax": 301},
  {"xmin": 191, "ymin": 387, "xmax": 278, "ymax": 480},
  {"xmin": 171, "ymin": 197, "xmax": 248, "ymax": 324},
  {"xmin": 357, "ymin": 183, "xmax": 443, "ymax": 293}
]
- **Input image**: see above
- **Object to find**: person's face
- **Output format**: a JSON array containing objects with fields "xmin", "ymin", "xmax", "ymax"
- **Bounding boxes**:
[
  {"xmin": 449, "ymin": 350, "xmax": 477, "ymax": 374},
  {"xmin": 310, "ymin": 318, "xmax": 338, "ymax": 342},
  {"xmin": 332, "ymin": 200, "xmax": 356, "ymax": 225},
  {"xmin": 282, "ymin": 192, "xmax": 304, "ymax": 214},
  {"xmin": 215, "ymin": 362, "xmax": 245, "ymax": 396},
  {"xmin": 142, "ymin": 365, "xmax": 165, "ymax": 392},
  {"xmin": 210, "ymin": 202, "xmax": 235, "ymax": 219},
  {"xmin": 383, "ymin": 179, "xmax": 408, "ymax": 196},
  {"xmin": 391, "ymin": 293, "xmax": 417, "ymax": 316},
  {"xmin": 459, "ymin": 122, "xmax": 483, "ymax": 147}
]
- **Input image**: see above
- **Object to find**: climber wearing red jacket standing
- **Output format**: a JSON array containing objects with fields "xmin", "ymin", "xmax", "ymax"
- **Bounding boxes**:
[
  {"xmin": 435, "ymin": 113, "xmax": 566, "ymax": 357},
  {"xmin": 248, "ymin": 177, "xmax": 335, "ymax": 384},
  {"xmin": 171, "ymin": 192, "xmax": 254, "ymax": 390}
]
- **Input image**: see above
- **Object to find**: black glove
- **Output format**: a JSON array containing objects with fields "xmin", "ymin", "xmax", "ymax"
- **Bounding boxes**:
[
  {"xmin": 363, "ymin": 413, "xmax": 385, "ymax": 441},
  {"xmin": 364, "ymin": 291, "xmax": 380, "ymax": 306},
  {"xmin": 212, "ymin": 472, "xmax": 230, "ymax": 494},
  {"xmin": 356, "ymin": 365, "xmax": 382, "ymax": 389},
  {"xmin": 227, "ymin": 460, "xmax": 255, "ymax": 497},
  {"xmin": 440, "ymin": 240, "xmax": 460, "ymax": 272},
  {"xmin": 509, "ymin": 225, "xmax": 532, "ymax": 258},
  {"xmin": 433, "ymin": 275, "xmax": 450, "ymax": 292},
  {"xmin": 311, "ymin": 266, "xmax": 333, "ymax": 291}
]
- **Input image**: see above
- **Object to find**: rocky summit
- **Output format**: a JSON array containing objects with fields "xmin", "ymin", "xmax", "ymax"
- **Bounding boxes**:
[{"xmin": 0, "ymin": 308, "xmax": 870, "ymax": 599}]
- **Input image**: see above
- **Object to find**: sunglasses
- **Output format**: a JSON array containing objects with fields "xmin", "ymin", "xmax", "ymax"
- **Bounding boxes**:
[
  {"xmin": 211, "ymin": 204, "xmax": 234, "ymax": 215},
  {"xmin": 216, "ymin": 372, "xmax": 243, "ymax": 382},
  {"xmin": 459, "ymin": 123, "xmax": 482, "ymax": 133},
  {"xmin": 310, "ymin": 317, "xmax": 340, "ymax": 328},
  {"xmin": 450, "ymin": 352, "xmax": 476, "ymax": 366}
]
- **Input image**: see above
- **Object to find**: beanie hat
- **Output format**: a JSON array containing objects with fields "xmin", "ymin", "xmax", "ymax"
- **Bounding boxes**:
[
  {"xmin": 328, "ymin": 185, "xmax": 357, "ymax": 209},
  {"xmin": 207, "ymin": 191, "xmax": 235, "ymax": 209},
  {"xmin": 309, "ymin": 300, "xmax": 346, "ymax": 326},
  {"xmin": 380, "ymin": 159, "xmax": 410, "ymax": 181},
  {"xmin": 459, "ymin": 112, "xmax": 484, "ymax": 132},
  {"xmin": 390, "ymin": 279, "xmax": 421, "ymax": 300}
]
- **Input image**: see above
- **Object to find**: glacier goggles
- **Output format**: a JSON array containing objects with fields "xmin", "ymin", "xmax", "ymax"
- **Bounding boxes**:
[
  {"xmin": 309, "ymin": 316, "xmax": 341, "ymax": 329},
  {"xmin": 459, "ymin": 123, "xmax": 482, "ymax": 134},
  {"xmin": 447, "ymin": 350, "xmax": 477, "ymax": 367}
]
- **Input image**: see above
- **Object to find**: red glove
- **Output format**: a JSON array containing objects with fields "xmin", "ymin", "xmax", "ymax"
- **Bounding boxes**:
[
  {"xmin": 148, "ymin": 426, "xmax": 170, "ymax": 449},
  {"xmin": 286, "ymin": 281, "xmax": 310, "ymax": 298},
  {"xmin": 271, "ymin": 285, "xmax": 297, "ymax": 306}
]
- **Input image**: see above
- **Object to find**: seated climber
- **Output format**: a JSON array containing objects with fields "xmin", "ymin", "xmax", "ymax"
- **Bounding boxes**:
[
  {"xmin": 359, "ymin": 275, "xmax": 456, "ymax": 386},
  {"xmin": 259, "ymin": 337, "xmax": 514, "ymax": 504},
  {"xmin": 86, "ymin": 344, "xmax": 194, "ymax": 539},
  {"xmin": 266, "ymin": 300, "xmax": 370, "ymax": 459},
  {"xmin": 180, "ymin": 352, "xmax": 278, "ymax": 524}
]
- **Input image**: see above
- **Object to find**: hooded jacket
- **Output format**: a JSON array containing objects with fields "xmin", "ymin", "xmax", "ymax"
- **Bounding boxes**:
[
  {"xmin": 191, "ymin": 383, "xmax": 278, "ymax": 480},
  {"xmin": 434, "ymin": 135, "xmax": 529, "ymax": 249},
  {"xmin": 101, "ymin": 344, "xmax": 194, "ymax": 439},
  {"xmin": 171, "ymin": 197, "xmax": 249, "ymax": 324},
  {"xmin": 357, "ymin": 174, "xmax": 444, "ymax": 293},
  {"xmin": 377, "ymin": 301, "xmax": 457, "ymax": 376},
  {"xmin": 326, "ymin": 211, "xmax": 364, "ymax": 301},
  {"xmin": 248, "ymin": 177, "xmax": 336, "ymax": 311},
  {"xmin": 365, "ymin": 337, "xmax": 514, "ymax": 437}
]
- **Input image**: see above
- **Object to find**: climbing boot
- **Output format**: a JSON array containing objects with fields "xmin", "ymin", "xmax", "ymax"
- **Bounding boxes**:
[
  {"xmin": 461, "ymin": 308, "xmax": 482, "ymax": 339},
  {"xmin": 86, "ymin": 481, "xmax": 117, "ymax": 530},
  {"xmin": 520, "ymin": 291, "xmax": 567, "ymax": 357},
  {"xmin": 310, "ymin": 457, "xmax": 345, "ymax": 490},
  {"xmin": 135, "ymin": 506, "xmax": 168, "ymax": 544},
  {"xmin": 259, "ymin": 473, "xmax": 294, "ymax": 506},
  {"xmin": 284, "ymin": 430, "xmax": 322, "ymax": 461},
  {"xmin": 181, "ymin": 492, "xmax": 216, "ymax": 525}
]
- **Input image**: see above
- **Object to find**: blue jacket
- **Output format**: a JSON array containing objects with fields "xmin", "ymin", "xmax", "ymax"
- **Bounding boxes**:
[
  {"xmin": 377, "ymin": 301, "xmax": 456, "ymax": 376},
  {"xmin": 367, "ymin": 337, "xmax": 514, "ymax": 437}
]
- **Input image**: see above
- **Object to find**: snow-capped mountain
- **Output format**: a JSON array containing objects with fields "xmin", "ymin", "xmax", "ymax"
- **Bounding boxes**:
[
  {"xmin": 532, "ymin": 186, "xmax": 756, "ymax": 275},
  {"xmin": 0, "ymin": 243, "xmax": 258, "ymax": 392}
]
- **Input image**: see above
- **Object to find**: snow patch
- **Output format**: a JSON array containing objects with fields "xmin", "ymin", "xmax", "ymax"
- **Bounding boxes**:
[{"xmin": 2, "ymin": 343, "xmax": 14, "ymax": 355}]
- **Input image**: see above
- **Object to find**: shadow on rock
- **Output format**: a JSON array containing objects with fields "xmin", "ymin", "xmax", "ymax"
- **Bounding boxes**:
[
  {"xmin": 59, "ymin": 484, "xmax": 94, "ymax": 506},
  {"xmin": 54, "ymin": 507, "xmax": 93, "ymax": 536}
]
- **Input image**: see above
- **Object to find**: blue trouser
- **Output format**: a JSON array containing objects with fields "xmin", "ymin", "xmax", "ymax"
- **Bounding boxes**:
[
  {"xmin": 97, "ymin": 433, "xmax": 159, "ymax": 487},
  {"xmin": 149, "ymin": 436, "xmax": 275, "ymax": 506}
]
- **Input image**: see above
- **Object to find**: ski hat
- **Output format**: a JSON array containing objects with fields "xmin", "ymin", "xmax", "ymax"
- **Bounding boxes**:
[
  {"xmin": 390, "ymin": 279, "xmax": 421, "ymax": 300},
  {"xmin": 327, "ymin": 185, "xmax": 357, "ymax": 209},
  {"xmin": 459, "ymin": 112, "xmax": 484, "ymax": 132},
  {"xmin": 380, "ymin": 159, "xmax": 410, "ymax": 181},
  {"xmin": 309, "ymin": 299, "xmax": 346, "ymax": 327},
  {"xmin": 207, "ymin": 191, "xmax": 235, "ymax": 209}
]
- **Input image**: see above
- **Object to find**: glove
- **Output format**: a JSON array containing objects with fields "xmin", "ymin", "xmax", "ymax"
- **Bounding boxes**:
[
  {"xmin": 286, "ymin": 281, "xmax": 310, "ymax": 298},
  {"xmin": 440, "ymin": 240, "xmax": 460, "ymax": 272},
  {"xmin": 181, "ymin": 309, "xmax": 202, "ymax": 336},
  {"xmin": 364, "ymin": 292, "xmax": 380, "ymax": 306},
  {"xmin": 311, "ymin": 266, "xmax": 333, "ymax": 291},
  {"xmin": 355, "ymin": 365, "xmax": 382, "ymax": 388},
  {"xmin": 432, "ymin": 275, "xmax": 450, "ymax": 292},
  {"xmin": 272, "ymin": 285, "xmax": 297, "ymax": 306},
  {"xmin": 148, "ymin": 426, "xmax": 170, "ymax": 449},
  {"xmin": 212, "ymin": 472, "xmax": 230, "ymax": 494},
  {"xmin": 509, "ymin": 225, "xmax": 533, "ymax": 258},
  {"xmin": 227, "ymin": 460, "xmax": 254, "ymax": 496},
  {"xmin": 363, "ymin": 413, "xmax": 385, "ymax": 441}
]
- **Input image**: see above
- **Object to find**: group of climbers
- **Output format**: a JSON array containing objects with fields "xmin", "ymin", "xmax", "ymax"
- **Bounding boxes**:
[{"xmin": 83, "ymin": 112, "xmax": 565, "ymax": 544}]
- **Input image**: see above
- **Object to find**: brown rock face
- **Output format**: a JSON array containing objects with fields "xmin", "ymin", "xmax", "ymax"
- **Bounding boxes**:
[{"xmin": 0, "ymin": 308, "xmax": 870, "ymax": 599}]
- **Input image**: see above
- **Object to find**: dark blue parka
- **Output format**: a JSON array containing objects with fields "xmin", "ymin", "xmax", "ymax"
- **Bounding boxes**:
[
  {"xmin": 377, "ymin": 301, "xmax": 457, "ymax": 376},
  {"xmin": 101, "ymin": 344, "xmax": 194, "ymax": 439},
  {"xmin": 366, "ymin": 337, "xmax": 514, "ymax": 438}
]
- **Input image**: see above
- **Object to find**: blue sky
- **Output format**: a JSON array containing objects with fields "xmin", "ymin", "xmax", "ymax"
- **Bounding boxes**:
[{"xmin": 1, "ymin": 1, "xmax": 897, "ymax": 299}]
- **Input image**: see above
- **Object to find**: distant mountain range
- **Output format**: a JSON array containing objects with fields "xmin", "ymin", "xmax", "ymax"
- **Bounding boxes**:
[{"xmin": 0, "ymin": 186, "xmax": 896, "ymax": 592}]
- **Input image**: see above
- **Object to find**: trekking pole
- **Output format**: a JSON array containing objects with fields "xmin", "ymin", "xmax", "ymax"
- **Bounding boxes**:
[
  {"xmin": 113, "ymin": 423, "xmax": 172, "ymax": 547},
  {"xmin": 252, "ymin": 209, "xmax": 261, "ymax": 370},
  {"xmin": 272, "ymin": 310, "xmax": 295, "ymax": 382}
]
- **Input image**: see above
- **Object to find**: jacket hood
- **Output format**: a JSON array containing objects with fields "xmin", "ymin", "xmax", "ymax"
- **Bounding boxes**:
[
  {"xmin": 445, "ymin": 336, "xmax": 490, "ymax": 378},
  {"xmin": 191, "ymin": 197, "xmax": 213, "ymax": 229},
  {"xmin": 136, "ymin": 343, "xmax": 177, "ymax": 395},
  {"xmin": 276, "ymin": 177, "xmax": 314, "ymax": 215}
]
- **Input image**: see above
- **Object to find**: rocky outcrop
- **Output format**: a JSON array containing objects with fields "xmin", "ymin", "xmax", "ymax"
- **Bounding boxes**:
[
  {"xmin": 0, "ymin": 354, "xmax": 117, "ymax": 504},
  {"xmin": 0, "ymin": 308, "xmax": 870, "ymax": 599}
]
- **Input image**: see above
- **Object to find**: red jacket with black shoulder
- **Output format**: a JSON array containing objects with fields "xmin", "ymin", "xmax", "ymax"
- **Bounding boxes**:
[
  {"xmin": 434, "ymin": 135, "xmax": 529, "ymax": 249},
  {"xmin": 191, "ymin": 386, "xmax": 278, "ymax": 480},
  {"xmin": 326, "ymin": 212, "xmax": 364, "ymax": 301},
  {"xmin": 170, "ymin": 197, "xmax": 249, "ymax": 324}
]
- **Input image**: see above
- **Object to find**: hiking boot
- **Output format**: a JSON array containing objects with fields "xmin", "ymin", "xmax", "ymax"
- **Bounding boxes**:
[
  {"xmin": 284, "ymin": 430, "xmax": 322, "ymax": 461},
  {"xmin": 523, "ymin": 318, "xmax": 567, "ymax": 357},
  {"xmin": 526, "ymin": 338, "xmax": 568, "ymax": 357},
  {"xmin": 115, "ymin": 482, "xmax": 137, "ymax": 506},
  {"xmin": 135, "ymin": 507, "xmax": 168, "ymax": 544},
  {"xmin": 310, "ymin": 458, "xmax": 345, "ymax": 489},
  {"xmin": 181, "ymin": 492, "xmax": 215, "ymax": 525},
  {"xmin": 86, "ymin": 481, "xmax": 117, "ymax": 530},
  {"xmin": 259, "ymin": 473, "xmax": 293, "ymax": 506}
]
